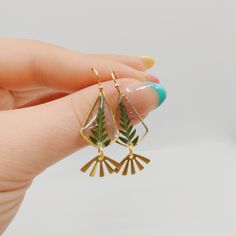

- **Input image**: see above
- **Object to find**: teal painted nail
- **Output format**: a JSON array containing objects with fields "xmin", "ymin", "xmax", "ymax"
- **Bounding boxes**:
[{"xmin": 145, "ymin": 82, "xmax": 167, "ymax": 107}]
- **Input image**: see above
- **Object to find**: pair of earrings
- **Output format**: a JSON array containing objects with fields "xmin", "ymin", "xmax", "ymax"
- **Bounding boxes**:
[{"xmin": 80, "ymin": 68, "xmax": 150, "ymax": 177}]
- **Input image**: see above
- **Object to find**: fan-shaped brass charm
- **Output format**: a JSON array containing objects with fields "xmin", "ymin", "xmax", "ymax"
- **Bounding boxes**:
[
  {"xmin": 81, "ymin": 154, "xmax": 120, "ymax": 177},
  {"xmin": 115, "ymin": 153, "xmax": 150, "ymax": 175}
]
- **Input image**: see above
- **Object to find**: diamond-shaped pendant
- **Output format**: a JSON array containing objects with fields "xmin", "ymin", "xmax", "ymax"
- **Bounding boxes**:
[{"xmin": 81, "ymin": 94, "xmax": 118, "ymax": 148}]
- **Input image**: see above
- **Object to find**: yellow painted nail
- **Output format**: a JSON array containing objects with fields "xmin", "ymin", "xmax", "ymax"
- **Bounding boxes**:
[{"xmin": 141, "ymin": 56, "xmax": 156, "ymax": 70}]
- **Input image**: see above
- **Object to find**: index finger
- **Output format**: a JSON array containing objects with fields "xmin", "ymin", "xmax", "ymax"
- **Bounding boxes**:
[{"xmin": 0, "ymin": 38, "xmax": 156, "ymax": 92}]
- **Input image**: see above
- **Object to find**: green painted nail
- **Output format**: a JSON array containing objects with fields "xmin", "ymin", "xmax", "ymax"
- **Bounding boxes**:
[{"xmin": 145, "ymin": 82, "xmax": 167, "ymax": 107}]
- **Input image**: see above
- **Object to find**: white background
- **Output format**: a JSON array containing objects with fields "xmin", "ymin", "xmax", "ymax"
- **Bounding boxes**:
[{"xmin": 0, "ymin": 0, "xmax": 235, "ymax": 235}]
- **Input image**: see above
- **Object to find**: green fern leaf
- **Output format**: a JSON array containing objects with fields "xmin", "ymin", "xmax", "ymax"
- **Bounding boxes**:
[
  {"xmin": 104, "ymin": 139, "xmax": 111, "ymax": 147},
  {"xmin": 118, "ymin": 100, "xmax": 139, "ymax": 146},
  {"xmin": 89, "ymin": 136, "xmax": 97, "ymax": 145},
  {"xmin": 89, "ymin": 96, "xmax": 111, "ymax": 147},
  {"xmin": 129, "ymin": 129, "xmax": 136, "ymax": 140},
  {"xmin": 132, "ymin": 136, "xmax": 139, "ymax": 146},
  {"xmin": 119, "ymin": 136, "xmax": 128, "ymax": 144}
]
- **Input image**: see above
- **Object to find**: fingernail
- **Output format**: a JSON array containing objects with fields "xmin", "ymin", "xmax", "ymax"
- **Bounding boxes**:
[
  {"xmin": 141, "ymin": 56, "xmax": 155, "ymax": 70},
  {"xmin": 147, "ymin": 74, "xmax": 160, "ymax": 84},
  {"xmin": 144, "ymin": 82, "xmax": 167, "ymax": 107}
]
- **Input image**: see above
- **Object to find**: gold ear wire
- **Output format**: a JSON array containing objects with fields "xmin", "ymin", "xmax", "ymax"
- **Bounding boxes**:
[
  {"xmin": 91, "ymin": 67, "xmax": 103, "ymax": 91},
  {"xmin": 111, "ymin": 70, "xmax": 122, "ymax": 94},
  {"xmin": 111, "ymin": 70, "xmax": 150, "ymax": 176}
]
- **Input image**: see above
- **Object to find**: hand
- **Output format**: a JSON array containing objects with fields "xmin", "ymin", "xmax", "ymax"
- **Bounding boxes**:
[{"xmin": 0, "ymin": 38, "xmax": 166, "ymax": 233}]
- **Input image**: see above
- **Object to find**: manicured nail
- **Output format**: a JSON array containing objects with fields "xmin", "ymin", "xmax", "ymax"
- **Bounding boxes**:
[
  {"xmin": 147, "ymin": 74, "xmax": 160, "ymax": 84},
  {"xmin": 144, "ymin": 82, "xmax": 167, "ymax": 107},
  {"xmin": 141, "ymin": 56, "xmax": 155, "ymax": 70}
]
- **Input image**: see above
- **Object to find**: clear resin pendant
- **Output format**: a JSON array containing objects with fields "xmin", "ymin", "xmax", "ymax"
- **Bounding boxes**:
[{"xmin": 81, "ymin": 94, "xmax": 118, "ymax": 148}]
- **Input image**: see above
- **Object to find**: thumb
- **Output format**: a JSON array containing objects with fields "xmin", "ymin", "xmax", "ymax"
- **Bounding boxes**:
[{"xmin": 0, "ymin": 79, "xmax": 166, "ymax": 180}]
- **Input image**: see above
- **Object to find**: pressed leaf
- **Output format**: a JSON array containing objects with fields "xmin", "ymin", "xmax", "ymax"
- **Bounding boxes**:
[
  {"xmin": 126, "ymin": 119, "xmax": 131, "ymax": 126},
  {"xmin": 132, "ymin": 136, "xmax": 139, "ymax": 146},
  {"xmin": 119, "ymin": 136, "xmax": 128, "ymax": 144},
  {"xmin": 88, "ymin": 96, "xmax": 111, "ymax": 147},
  {"xmin": 121, "ymin": 116, "xmax": 127, "ymax": 123},
  {"xmin": 118, "ymin": 100, "xmax": 138, "ymax": 145},
  {"xmin": 104, "ymin": 139, "xmax": 111, "ymax": 147},
  {"xmin": 91, "ymin": 130, "xmax": 98, "ymax": 137},
  {"xmin": 100, "ymin": 115, "xmax": 105, "ymax": 122},
  {"xmin": 120, "ymin": 123, "xmax": 127, "ymax": 130},
  {"xmin": 101, "ymin": 133, "xmax": 108, "ymax": 141},
  {"xmin": 129, "ymin": 129, "xmax": 136, "ymax": 140},
  {"xmin": 127, "ymin": 125, "xmax": 133, "ymax": 134},
  {"xmin": 89, "ymin": 136, "xmax": 97, "ymax": 145},
  {"xmin": 119, "ymin": 130, "xmax": 128, "ymax": 137}
]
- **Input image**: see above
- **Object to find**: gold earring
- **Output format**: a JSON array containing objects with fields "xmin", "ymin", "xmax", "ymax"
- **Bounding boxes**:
[
  {"xmin": 80, "ymin": 68, "xmax": 120, "ymax": 177},
  {"xmin": 111, "ymin": 70, "xmax": 150, "ymax": 175}
]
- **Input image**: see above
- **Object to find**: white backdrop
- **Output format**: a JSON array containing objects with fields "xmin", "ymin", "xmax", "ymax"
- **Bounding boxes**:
[{"xmin": 0, "ymin": 0, "xmax": 235, "ymax": 235}]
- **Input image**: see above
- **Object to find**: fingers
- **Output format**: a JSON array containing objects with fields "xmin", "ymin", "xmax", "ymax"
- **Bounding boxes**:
[
  {"xmin": 0, "ymin": 79, "xmax": 166, "ymax": 180},
  {"xmin": 0, "ymin": 39, "xmax": 156, "ymax": 91},
  {"xmin": 88, "ymin": 54, "xmax": 155, "ymax": 71}
]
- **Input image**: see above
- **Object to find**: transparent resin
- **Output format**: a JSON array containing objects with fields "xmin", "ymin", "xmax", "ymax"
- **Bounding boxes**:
[
  {"xmin": 115, "ymin": 94, "xmax": 148, "ymax": 147},
  {"xmin": 81, "ymin": 94, "xmax": 118, "ymax": 148}
]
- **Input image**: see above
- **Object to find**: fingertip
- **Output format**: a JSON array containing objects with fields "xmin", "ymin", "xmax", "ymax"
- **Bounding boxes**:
[
  {"xmin": 144, "ymin": 82, "xmax": 167, "ymax": 107},
  {"xmin": 141, "ymin": 56, "xmax": 156, "ymax": 70},
  {"xmin": 146, "ymin": 74, "xmax": 160, "ymax": 83}
]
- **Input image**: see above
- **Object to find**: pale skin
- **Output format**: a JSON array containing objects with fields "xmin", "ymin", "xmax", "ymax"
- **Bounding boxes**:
[{"xmin": 0, "ymin": 38, "xmax": 160, "ymax": 234}]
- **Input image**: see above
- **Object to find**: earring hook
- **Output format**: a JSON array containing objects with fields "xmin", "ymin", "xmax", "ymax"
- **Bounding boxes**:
[
  {"xmin": 91, "ymin": 67, "xmax": 103, "ymax": 91},
  {"xmin": 111, "ymin": 70, "xmax": 122, "ymax": 94}
]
